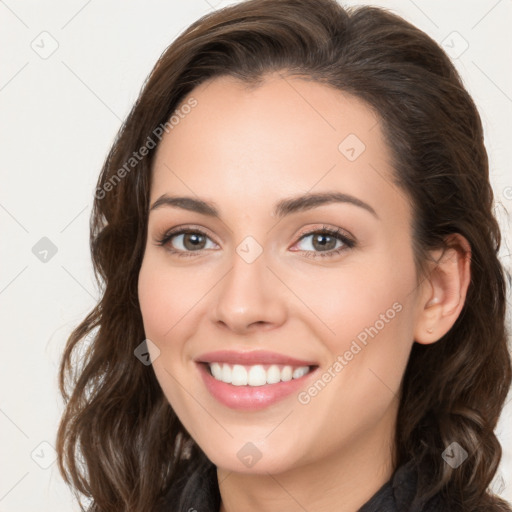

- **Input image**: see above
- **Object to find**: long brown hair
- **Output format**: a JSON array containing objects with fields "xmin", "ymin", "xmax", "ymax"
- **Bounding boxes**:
[{"xmin": 57, "ymin": 0, "xmax": 512, "ymax": 510}]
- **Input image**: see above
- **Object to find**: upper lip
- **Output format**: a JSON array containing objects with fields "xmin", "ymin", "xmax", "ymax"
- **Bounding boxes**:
[{"xmin": 196, "ymin": 350, "xmax": 317, "ymax": 366}]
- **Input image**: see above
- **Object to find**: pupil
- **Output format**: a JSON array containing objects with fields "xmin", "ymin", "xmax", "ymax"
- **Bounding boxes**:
[
  {"xmin": 184, "ymin": 233, "xmax": 205, "ymax": 250},
  {"xmin": 313, "ymin": 234, "xmax": 335, "ymax": 251}
]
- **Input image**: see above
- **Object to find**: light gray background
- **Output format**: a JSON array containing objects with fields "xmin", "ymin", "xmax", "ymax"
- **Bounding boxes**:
[{"xmin": 1, "ymin": 0, "xmax": 511, "ymax": 510}]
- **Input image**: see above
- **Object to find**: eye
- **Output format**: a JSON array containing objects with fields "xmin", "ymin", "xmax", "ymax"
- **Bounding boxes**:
[
  {"xmin": 156, "ymin": 227, "xmax": 218, "ymax": 257},
  {"xmin": 155, "ymin": 224, "xmax": 356, "ymax": 259},
  {"xmin": 292, "ymin": 226, "xmax": 355, "ymax": 258}
]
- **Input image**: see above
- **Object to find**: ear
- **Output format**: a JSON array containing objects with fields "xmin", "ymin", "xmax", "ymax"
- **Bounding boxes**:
[{"xmin": 414, "ymin": 233, "xmax": 471, "ymax": 345}]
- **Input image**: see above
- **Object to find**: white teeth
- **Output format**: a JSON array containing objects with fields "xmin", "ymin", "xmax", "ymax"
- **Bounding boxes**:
[
  {"xmin": 221, "ymin": 364, "xmax": 232, "ymax": 384},
  {"xmin": 266, "ymin": 365, "xmax": 281, "ymax": 384},
  {"xmin": 292, "ymin": 366, "xmax": 309, "ymax": 379},
  {"xmin": 231, "ymin": 364, "xmax": 247, "ymax": 386},
  {"xmin": 281, "ymin": 366, "xmax": 293, "ymax": 382},
  {"xmin": 248, "ymin": 365, "xmax": 267, "ymax": 386},
  {"xmin": 210, "ymin": 362, "xmax": 222, "ymax": 380},
  {"xmin": 208, "ymin": 363, "xmax": 311, "ymax": 386}
]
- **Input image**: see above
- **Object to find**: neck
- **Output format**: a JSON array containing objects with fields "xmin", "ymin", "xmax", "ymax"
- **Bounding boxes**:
[{"xmin": 217, "ymin": 409, "xmax": 397, "ymax": 512}]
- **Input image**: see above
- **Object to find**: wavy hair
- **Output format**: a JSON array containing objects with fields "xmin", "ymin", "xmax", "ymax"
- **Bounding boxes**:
[{"xmin": 57, "ymin": 0, "xmax": 512, "ymax": 510}]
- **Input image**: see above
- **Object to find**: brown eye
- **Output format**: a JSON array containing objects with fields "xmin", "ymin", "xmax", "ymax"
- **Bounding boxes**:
[
  {"xmin": 292, "ymin": 227, "xmax": 356, "ymax": 259},
  {"xmin": 311, "ymin": 233, "xmax": 338, "ymax": 251},
  {"xmin": 180, "ymin": 232, "xmax": 208, "ymax": 251},
  {"xmin": 157, "ymin": 228, "xmax": 218, "ymax": 256}
]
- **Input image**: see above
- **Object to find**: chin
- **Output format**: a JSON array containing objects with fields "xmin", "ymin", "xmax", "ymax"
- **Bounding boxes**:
[{"xmin": 198, "ymin": 436, "xmax": 305, "ymax": 476}]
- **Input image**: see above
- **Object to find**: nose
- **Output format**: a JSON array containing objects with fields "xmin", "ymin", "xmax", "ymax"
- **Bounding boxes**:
[{"xmin": 211, "ymin": 249, "xmax": 287, "ymax": 335}]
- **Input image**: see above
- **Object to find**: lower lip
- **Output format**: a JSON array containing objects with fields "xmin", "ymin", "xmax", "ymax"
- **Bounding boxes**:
[{"xmin": 197, "ymin": 363, "xmax": 317, "ymax": 410}]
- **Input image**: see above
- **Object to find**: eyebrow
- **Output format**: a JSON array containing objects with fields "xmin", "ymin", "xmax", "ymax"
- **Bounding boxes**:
[{"xmin": 149, "ymin": 192, "xmax": 378, "ymax": 219}]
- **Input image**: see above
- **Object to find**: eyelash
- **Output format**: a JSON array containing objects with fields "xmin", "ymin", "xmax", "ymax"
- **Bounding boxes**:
[{"xmin": 155, "ymin": 225, "xmax": 356, "ymax": 259}]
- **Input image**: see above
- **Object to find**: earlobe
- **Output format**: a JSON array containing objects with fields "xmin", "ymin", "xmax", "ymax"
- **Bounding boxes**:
[{"xmin": 414, "ymin": 234, "xmax": 471, "ymax": 345}]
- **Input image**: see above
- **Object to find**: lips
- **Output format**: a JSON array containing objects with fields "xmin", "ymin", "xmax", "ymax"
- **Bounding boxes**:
[
  {"xmin": 196, "ymin": 350, "xmax": 317, "ymax": 367},
  {"xmin": 195, "ymin": 350, "xmax": 319, "ymax": 410}
]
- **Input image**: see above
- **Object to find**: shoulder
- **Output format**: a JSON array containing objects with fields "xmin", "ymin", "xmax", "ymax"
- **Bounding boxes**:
[
  {"xmin": 358, "ymin": 459, "xmax": 451, "ymax": 512},
  {"xmin": 155, "ymin": 458, "xmax": 219, "ymax": 512}
]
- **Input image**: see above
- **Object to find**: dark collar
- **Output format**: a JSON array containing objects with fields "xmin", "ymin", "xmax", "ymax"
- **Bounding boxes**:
[
  {"xmin": 158, "ymin": 458, "xmax": 445, "ymax": 512},
  {"xmin": 358, "ymin": 459, "xmax": 443, "ymax": 512}
]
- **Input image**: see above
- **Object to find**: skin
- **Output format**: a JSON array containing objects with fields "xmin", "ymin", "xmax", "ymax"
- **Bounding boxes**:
[{"xmin": 137, "ymin": 72, "xmax": 471, "ymax": 512}]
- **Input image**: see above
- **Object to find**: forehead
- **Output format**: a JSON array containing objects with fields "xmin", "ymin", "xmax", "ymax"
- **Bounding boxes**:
[
  {"xmin": 150, "ymin": 73, "xmax": 406, "ymax": 225},
  {"xmin": 155, "ymin": 73, "xmax": 382, "ymax": 166}
]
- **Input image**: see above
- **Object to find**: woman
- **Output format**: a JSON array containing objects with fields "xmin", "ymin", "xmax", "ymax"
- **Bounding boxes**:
[{"xmin": 57, "ymin": 0, "xmax": 512, "ymax": 510}]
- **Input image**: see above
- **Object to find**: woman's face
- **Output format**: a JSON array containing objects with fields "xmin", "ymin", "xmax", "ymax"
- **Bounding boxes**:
[{"xmin": 138, "ymin": 73, "xmax": 427, "ymax": 475}]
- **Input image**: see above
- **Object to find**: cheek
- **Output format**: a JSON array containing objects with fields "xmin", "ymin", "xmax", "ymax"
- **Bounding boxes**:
[
  {"xmin": 137, "ymin": 252, "xmax": 207, "ymax": 342},
  {"xmin": 287, "ymin": 247, "xmax": 416, "ymax": 352},
  {"xmin": 326, "ymin": 278, "xmax": 409, "ymax": 351},
  {"xmin": 138, "ymin": 255, "xmax": 202, "ymax": 421},
  {"xmin": 317, "ymin": 252, "xmax": 416, "ymax": 397},
  {"xmin": 294, "ymin": 247, "xmax": 417, "ymax": 414},
  {"xmin": 138, "ymin": 259, "xmax": 173, "ymax": 340}
]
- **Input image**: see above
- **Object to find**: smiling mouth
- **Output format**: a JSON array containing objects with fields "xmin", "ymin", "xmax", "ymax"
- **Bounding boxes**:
[{"xmin": 205, "ymin": 362, "xmax": 316, "ymax": 386}]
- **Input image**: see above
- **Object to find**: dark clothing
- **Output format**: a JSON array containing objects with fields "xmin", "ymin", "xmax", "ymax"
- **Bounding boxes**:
[
  {"xmin": 158, "ymin": 458, "xmax": 446, "ymax": 512},
  {"xmin": 358, "ymin": 459, "xmax": 444, "ymax": 512}
]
